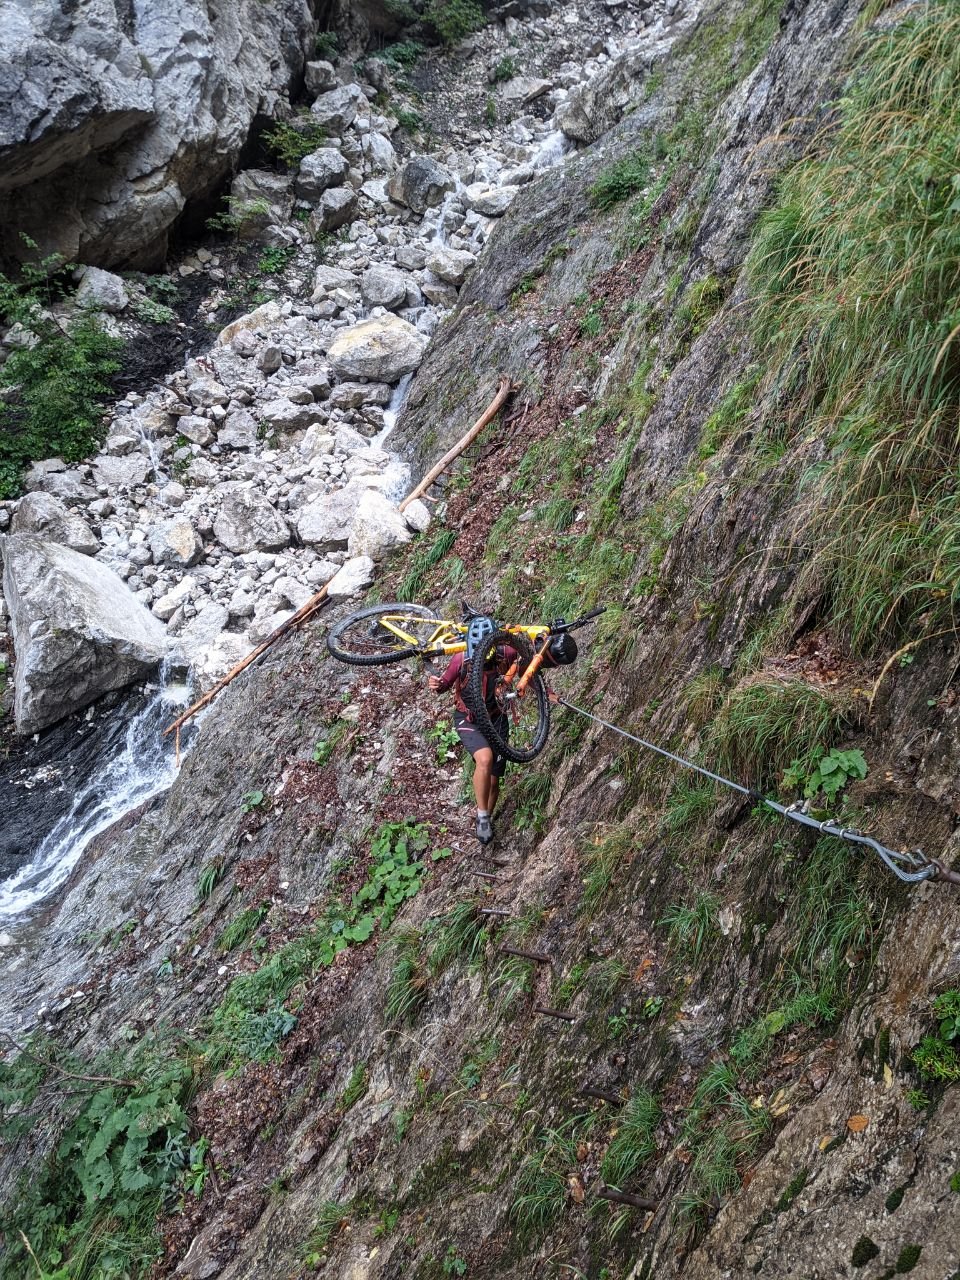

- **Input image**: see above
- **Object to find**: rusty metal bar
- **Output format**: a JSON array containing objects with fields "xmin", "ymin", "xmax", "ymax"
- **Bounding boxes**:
[
  {"xmin": 535, "ymin": 1006, "xmax": 577, "ymax": 1022},
  {"xmin": 468, "ymin": 869, "xmax": 501, "ymax": 880},
  {"xmin": 595, "ymin": 1186, "xmax": 657, "ymax": 1211},
  {"xmin": 498, "ymin": 945, "xmax": 552, "ymax": 965},
  {"xmin": 478, "ymin": 908, "xmax": 513, "ymax": 917},
  {"xmin": 578, "ymin": 1086, "xmax": 624, "ymax": 1105}
]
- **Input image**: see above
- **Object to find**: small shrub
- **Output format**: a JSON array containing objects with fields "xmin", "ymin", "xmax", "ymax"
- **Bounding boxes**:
[
  {"xmin": 490, "ymin": 55, "xmax": 518, "ymax": 82},
  {"xmin": 0, "ymin": 248, "xmax": 124, "ymax": 498},
  {"xmin": 589, "ymin": 152, "xmax": 651, "ymax": 211},
  {"xmin": 424, "ymin": 0, "xmax": 485, "ymax": 44},
  {"xmin": 781, "ymin": 748, "xmax": 868, "ymax": 805},
  {"xmin": 263, "ymin": 115, "xmax": 328, "ymax": 168},
  {"xmin": 314, "ymin": 31, "xmax": 339, "ymax": 59}
]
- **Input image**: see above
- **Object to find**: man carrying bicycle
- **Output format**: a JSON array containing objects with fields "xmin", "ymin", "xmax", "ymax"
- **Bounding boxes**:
[
  {"xmin": 429, "ymin": 614, "xmax": 578, "ymax": 846},
  {"xmin": 429, "ymin": 615, "xmax": 509, "ymax": 845}
]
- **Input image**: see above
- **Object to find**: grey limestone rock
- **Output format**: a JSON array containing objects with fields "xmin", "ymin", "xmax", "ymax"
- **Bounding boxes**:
[
  {"xmin": 295, "ymin": 147, "xmax": 350, "ymax": 200},
  {"xmin": 213, "ymin": 488, "xmax": 291, "ymax": 554},
  {"xmin": 218, "ymin": 409, "xmax": 259, "ymax": 449},
  {"xmin": 75, "ymin": 266, "xmax": 130, "ymax": 313},
  {"xmin": 425, "ymin": 246, "xmax": 477, "ymax": 286},
  {"xmin": 310, "ymin": 84, "xmax": 365, "ymax": 132},
  {"xmin": 314, "ymin": 186, "xmax": 359, "ymax": 233},
  {"xmin": 325, "ymin": 554, "xmax": 375, "ymax": 599},
  {"xmin": 2, "ymin": 533, "xmax": 169, "ymax": 733},
  {"xmin": 346, "ymin": 489, "xmax": 411, "ymax": 561},
  {"xmin": 326, "ymin": 315, "xmax": 428, "ymax": 383},
  {"xmin": 360, "ymin": 264, "xmax": 410, "ymax": 310},
  {"xmin": 387, "ymin": 156, "xmax": 456, "ymax": 214},
  {"xmin": 11, "ymin": 492, "xmax": 100, "ymax": 555},
  {"xmin": 148, "ymin": 516, "xmax": 203, "ymax": 569},
  {"xmin": 304, "ymin": 60, "xmax": 337, "ymax": 95}
]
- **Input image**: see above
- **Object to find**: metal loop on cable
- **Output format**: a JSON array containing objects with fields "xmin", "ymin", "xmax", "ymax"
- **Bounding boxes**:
[{"xmin": 554, "ymin": 696, "xmax": 949, "ymax": 887}]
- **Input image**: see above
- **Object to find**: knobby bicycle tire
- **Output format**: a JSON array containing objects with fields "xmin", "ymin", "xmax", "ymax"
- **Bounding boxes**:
[
  {"xmin": 327, "ymin": 602, "xmax": 439, "ymax": 665},
  {"xmin": 468, "ymin": 630, "xmax": 550, "ymax": 764}
]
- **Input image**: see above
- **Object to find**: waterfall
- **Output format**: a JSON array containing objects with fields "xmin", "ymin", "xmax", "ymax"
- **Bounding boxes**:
[
  {"xmin": 530, "ymin": 129, "xmax": 573, "ymax": 170},
  {"xmin": 0, "ymin": 671, "xmax": 191, "ymax": 923}
]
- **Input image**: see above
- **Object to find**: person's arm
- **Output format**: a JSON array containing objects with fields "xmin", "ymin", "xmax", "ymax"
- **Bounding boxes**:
[{"xmin": 429, "ymin": 653, "xmax": 462, "ymax": 693}]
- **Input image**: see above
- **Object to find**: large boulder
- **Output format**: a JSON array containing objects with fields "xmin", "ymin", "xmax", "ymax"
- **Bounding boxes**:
[
  {"xmin": 213, "ymin": 488, "xmax": 290, "ymax": 554},
  {"xmin": 326, "ymin": 315, "xmax": 428, "ymax": 383},
  {"xmin": 554, "ymin": 46, "xmax": 654, "ymax": 144},
  {"xmin": 148, "ymin": 515, "xmax": 203, "ymax": 568},
  {"xmin": 425, "ymin": 246, "xmax": 476, "ymax": 286},
  {"xmin": 0, "ymin": 0, "xmax": 313, "ymax": 269},
  {"xmin": 1, "ymin": 534, "xmax": 169, "ymax": 733},
  {"xmin": 347, "ymin": 490, "xmax": 412, "ymax": 560},
  {"xmin": 360, "ymin": 264, "xmax": 410, "ymax": 310},
  {"xmin": 295, "ymin": 147, "xmax": 350, "ymax": 200},
  {"xmin": 310, "ymin": 83, "xmax": 365, "ymax": 132},
  {"xmin": 313, "ymin": 186, "xmax": 358, "ymax": 233},
  {"xmin": 387, "ymin": 156, "xmax": 456, "ymax": 214},
  {"xmin": 297, "ymin": 481, "xmax": 367, "ymax": 551},
  {"xmin": 11, "ymin": 492, "xmax": 99, "ymax": 555}
]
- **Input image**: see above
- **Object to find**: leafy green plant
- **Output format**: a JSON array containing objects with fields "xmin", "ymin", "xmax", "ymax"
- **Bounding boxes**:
[
  {"xmin": 205, "ymin": 196, "xmax": 271, "ymax": 235},
  {"xmin": 912, "ymin": 989, "xmax": 960, "ymax": 1083},
  {"xmin": 256, "ymin": 245, "xmax": 297, "ymax": 275},
  {"xmin": 0, "ymin": 246, "xmax": 124, "ymax": 499},
  {"xmin": 442, "ymin": 1244, "xmax": 467, "ymax": 1275},
  {"xmin": 0, "ymin": 1045, "xmax": 197, "ymax": 1279},
  {"xmin": 312, "ymin": 719, "xmax": 347, "ymax": 766},
  {"xmin": 490, "ymin": 55, "xmax": 518, "ymax": 82},
  {"xmin": 395, "ymin": 107, "xmax": 423, "ymax": 133},
  {"xmin": 382, "ymin": 40, "xmax": 424, "ymax": 70},
  {"xmin": 424, "ymin": 0, "xmax": 485, "ymax": 44},
  {"xmin": 263, "ymin": 114, "xmax": 328, "ymax": 168},
  {"xmin": 589, "ymin": 152, "xmax": 651, "ymax": 211},
  {"xmin": 428, "ymin": 718, "xmax": 460, "ymax": 765},
  {"xmin": 907, "ymin": 1089, "xmax": 931, "ymax": 1111},
  {"xmin": 314, "ymin": 30, "xmax": 340, "ymax": 59},
  {"xmin": 782, "ymin": 748, "xmax": 868, "ymax": 805},
  {"xmin": 240, "ymin": 789, "xmax": 266, "ymax": 813}
]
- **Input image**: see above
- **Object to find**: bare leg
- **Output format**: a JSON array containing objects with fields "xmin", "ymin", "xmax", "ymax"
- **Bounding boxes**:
[
  {"xmin": 472, "ymin": 748, "xmax": 494, "ymax": 812},
  {"xmin": 488, "ymin": 775, "xmax": 500, "ymax": 815}
]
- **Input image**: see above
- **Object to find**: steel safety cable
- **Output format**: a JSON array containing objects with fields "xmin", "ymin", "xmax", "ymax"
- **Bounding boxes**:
[{"xmin": 553, "ymin": 696, "xmax": 960, "ymax": 887}]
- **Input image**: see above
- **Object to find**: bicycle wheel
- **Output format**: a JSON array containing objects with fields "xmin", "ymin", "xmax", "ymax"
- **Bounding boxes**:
[
  {"xmin": 468, "ymin": 630, "xmax": 550, "ymax": 763},
  {"xmin": 327, "ymin": 603, "xmax": 440, "ymax": 665}
]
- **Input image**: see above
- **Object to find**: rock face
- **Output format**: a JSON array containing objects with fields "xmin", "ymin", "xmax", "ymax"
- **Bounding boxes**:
[
  {"xmin": 2, "ymin": 534, "xmax": 169, "ymax": 733},
  {"xmin": 0, "ymin": 0, "xmax": 313, "ymax": 268},
  {"xmin": 10, "ymin": 492, "xmax": 99, "ymax": 555},
  {"xmin": 326, "ymin": 315, "xmax": 429, "ymax": 383}
]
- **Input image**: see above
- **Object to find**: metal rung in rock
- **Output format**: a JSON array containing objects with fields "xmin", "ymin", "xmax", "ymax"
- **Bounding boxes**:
[
  {"xmin": 596, "ymin": 1186, "xmax": 657, "ymax": 1211},
  {"xmin": 579, "ymin": 1086, "xmax": 623, "ymax": 1105},
  {"xmin": 535, "ymin": 1006, "xmax": 577, "ymax": 1023},
  {"xmin": 499, "ymin": 945, "xmax": 552, "ymax": 965}
]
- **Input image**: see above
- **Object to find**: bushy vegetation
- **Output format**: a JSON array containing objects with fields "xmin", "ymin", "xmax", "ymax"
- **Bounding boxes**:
[
  {"xmin": 748, "ymin": 2, "xmax": 960, "ymax": 650},
  {"xmin": 263, "ymin": 113, "xmax": 328, "ymax": 168},
  {"xmin": 0, "ymin": 248, "xmax": 124, "ymax": 498},
  {"xmin": 0, "ymin": 1043, "xmax": 198, "ymax": 1280},
  {"xmin": 424, "ymin": 0, "xmax": 485, "ymax": 44}
]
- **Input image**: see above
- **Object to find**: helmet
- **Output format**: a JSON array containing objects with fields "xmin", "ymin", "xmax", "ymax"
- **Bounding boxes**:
[
  {"xmin": 466, "ymin": 615, "xmax": 497, "ymax": 659},
  {"xmin": 549, "ymin": 633, "xmax": 578, "ymax": 665}
]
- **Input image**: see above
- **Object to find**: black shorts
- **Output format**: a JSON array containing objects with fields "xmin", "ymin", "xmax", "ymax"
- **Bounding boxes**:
[{"xmin": 454, "ymin": 711, "xmax": 509, "ymax": 778}]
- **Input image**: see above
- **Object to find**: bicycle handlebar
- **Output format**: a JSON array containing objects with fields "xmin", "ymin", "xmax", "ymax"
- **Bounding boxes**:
[{"xmin": 550, "ymin": 606, "xmax": 607, "ymax": 634}]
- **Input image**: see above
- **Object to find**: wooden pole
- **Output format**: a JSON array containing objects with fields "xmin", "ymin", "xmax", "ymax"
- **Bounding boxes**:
[
  {"xmin": 163, "ymin": 586, "xmax": 330, "ymax": 737},
  {"xmin": 398, "ymin": 375, "xmax": 512, "ymax": 512},
  {"xmin": 595, "ymin": 1187, "xmax": 657, "ymax": 1211},
  {"xmin": 163, "ymin": 375, "xmax": 514, "ymax": 738}
]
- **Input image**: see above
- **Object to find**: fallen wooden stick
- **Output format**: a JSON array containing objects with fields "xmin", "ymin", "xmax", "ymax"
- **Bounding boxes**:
[
  {"xmin": 398, "ymin": 374, "xmax": 513, "ymax": 511},
  {"xmin": 163, "ymin": 586, "xmax": 331, "ymax": 737}
]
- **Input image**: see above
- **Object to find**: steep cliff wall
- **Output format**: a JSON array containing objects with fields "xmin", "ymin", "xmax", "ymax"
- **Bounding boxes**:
[{"xmin": 2, "ymin": 1, "xmax": 960, "ymax": 1278}]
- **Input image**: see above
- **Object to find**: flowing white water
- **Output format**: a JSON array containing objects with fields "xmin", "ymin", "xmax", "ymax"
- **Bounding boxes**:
[
  {"xmin": 530, "ymin": 129, "xmax": 573, "ymax": 170},
  {"xmin": 0, "ymin": 673, "xmax": 191, "ymax": 922}
]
